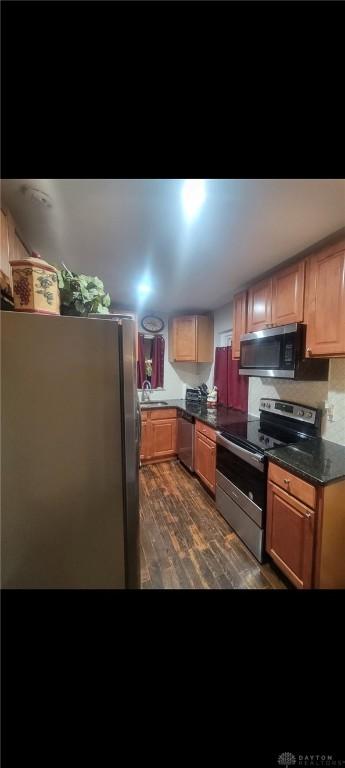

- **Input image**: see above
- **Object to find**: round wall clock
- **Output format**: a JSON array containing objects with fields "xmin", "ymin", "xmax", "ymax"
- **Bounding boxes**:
[{"xmin": 141, "ymin": 315, "xmax": 165, "ymax": 333}]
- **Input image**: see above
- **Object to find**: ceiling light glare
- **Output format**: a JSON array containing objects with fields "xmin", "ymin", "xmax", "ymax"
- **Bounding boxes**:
[
  {"xmin": 181, "ymin": 179, "xmax": 206, "ymax": 222},
  {"xmin": 137, "ymin": 281, "xmax": 152, "ymax": 297}
]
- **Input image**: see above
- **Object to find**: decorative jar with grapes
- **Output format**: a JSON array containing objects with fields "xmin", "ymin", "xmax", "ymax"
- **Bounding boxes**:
[{"xmin": 10, "ymin": 252, "xmax": 60, "ymax": 315}]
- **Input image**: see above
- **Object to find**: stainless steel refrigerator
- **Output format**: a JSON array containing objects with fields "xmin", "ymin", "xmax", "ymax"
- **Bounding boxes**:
[{"xmin": 1, "ymin": 311, "xmax": 140, "ymax": 589}]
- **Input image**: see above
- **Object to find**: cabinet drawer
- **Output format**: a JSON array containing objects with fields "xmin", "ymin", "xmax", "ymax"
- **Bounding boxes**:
[
  {"xmin": 197, "ymin": 433, "xmax": 214, "ymax": 450},
  {"xmin": 150, "ymin": 408, "xmax": 177, "ymax": 420},
  {"xmin": 268, "ymin": 462, "xmax": 317, "ymax": 510},
  {"xmin": 195, "ymin": 420, "xmax": 216, "ymax": 443}
]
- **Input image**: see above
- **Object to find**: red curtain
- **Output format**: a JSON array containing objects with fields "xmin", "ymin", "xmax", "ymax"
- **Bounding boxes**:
[
  {"xmin": 214, "ymin": 347, "xmax": 229, "ymax": 405},
  {"xmin": 137, "ymin": 333, "xmax": 146, "ymax": 388},
  {"xmin": 214, "ymin": 346, "xmax": 248, "ymax": 411},
  {"xmin": 227, "ymin": 346, "xmax": 248, "ymax": 411},
  {"xmin": 151, "ymin": 335, "xmax": 165, "ymax": 388}
]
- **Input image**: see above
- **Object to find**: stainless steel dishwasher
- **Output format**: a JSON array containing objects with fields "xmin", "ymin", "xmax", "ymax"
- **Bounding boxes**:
[{"xmin": 178, "ymin": 411, "xmax": 195, "ymax": 472}]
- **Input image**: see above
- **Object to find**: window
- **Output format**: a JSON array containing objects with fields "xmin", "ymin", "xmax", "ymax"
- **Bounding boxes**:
[{"xmin": 219, "ymin": 330, "xmax": 232, "ymax": 347}]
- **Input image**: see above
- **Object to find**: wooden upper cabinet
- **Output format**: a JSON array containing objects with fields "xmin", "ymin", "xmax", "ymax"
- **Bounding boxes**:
[
  {"xmin": 247, "ymin": 278, "xmax": 272, "ymax": 332},
  {"xmin": 271, "ymin": 260, "xmax": 305, "ymax": 326},
  {"xmin": 169, "ymin": 315, "xmax": 213, "ymax": 362},
  {"xmin": 266, "ymin": 481, "xmax": 315, "ymax": 589},
  {"xmin": 171, "ymin": 315, "xmax": 196, "ymax": 360},
  {"xmin": 232, "ymin": 291, "xmax": 247, "ymax": 359},
  {"xmin": 305, "ymin": 240, "xmax": 345, "ymax": 357}
]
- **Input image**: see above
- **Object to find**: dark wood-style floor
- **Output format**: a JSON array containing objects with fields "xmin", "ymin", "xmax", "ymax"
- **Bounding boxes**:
[{"xmin": 140, "ymin": 460, "xmax": 289, "ymax": 589}]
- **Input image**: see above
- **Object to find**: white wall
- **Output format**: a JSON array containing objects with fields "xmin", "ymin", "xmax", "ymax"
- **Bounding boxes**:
[
  {"xmin": 137, "ymin": 312, "xmax": 213, "ymax": 401},
  {"xmin": 248, "ymin": 358, "xmax": 345, "ymax": 446}
]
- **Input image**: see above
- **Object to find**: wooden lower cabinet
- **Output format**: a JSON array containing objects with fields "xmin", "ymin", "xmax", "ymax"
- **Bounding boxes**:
[
  {"xmin": 194, "ymin": 424, "xmax": 216, "ymax": 495},
  {"xmin": 140, "ymin": 419, "xmax": 150, "ymax": 462},
  {"xmin": 266, "ymin": 462, "xmax": 345, "ymax": 589},
  {"xmin": 266, "ymin": 481, "xmax": 315, "ymax": 589},
  {"xmin": 140, "ymin": 409, "xmax": 177, "ymax": 463},
  {"xmin": 151, "ymin": 419, "xmax": 177, "ymax": 459}
]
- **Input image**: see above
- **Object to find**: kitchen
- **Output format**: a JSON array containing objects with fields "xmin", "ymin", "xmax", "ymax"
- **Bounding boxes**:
[{"xmin": 1, "ymin": 179, "xmax": 345, "ymax": 589}]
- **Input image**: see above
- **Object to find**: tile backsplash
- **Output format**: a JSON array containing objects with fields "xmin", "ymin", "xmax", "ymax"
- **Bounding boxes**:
[{"xmin": 248, "ymin": 358, "xmax": 345, "ymax": 446}]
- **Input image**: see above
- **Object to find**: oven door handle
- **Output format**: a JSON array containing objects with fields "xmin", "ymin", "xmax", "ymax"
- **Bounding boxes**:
[{"xmin": 216, "ymin": 432, "xmax": 265, "ymax": 471}]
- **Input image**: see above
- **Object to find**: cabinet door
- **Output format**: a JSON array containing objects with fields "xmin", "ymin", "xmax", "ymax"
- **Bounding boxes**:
[
  {"xmin": 140, "ymin": 419, "xmax": 151, "ymax": 461},
  {"xmin": 233, "ymin": 291, "xmax": 247, "ymax": 359},
  {"xmin": 266, "ymin": 481, "xmax": 315, "ymax": 589},
  {"xmin": 172, "ymin": 316, "xmax": 196, "ymax": 361},
  {"xmin": 196, "ymin": 315, "xmax": 213, "ymax": 362},
  {"xmin": 247, "ymin": 278, "xmax": 272, "ymax": 332},
  {"xmin": 305, "ymin": 244, "xmax": 345, "ymax": 356},
  {"xmin": 151, "ymin": 419, "xmax": 177, "ymax": 458},
  {"xmin": 271, "ymin": 260, "xmax": 305, "ymax": 326},
  {"xmin": 195, "ymin": 432, "xmax": 216, "ymax": 494}
]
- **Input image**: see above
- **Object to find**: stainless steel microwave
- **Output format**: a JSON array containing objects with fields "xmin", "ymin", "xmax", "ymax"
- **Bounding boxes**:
[{"xmin": 239, "ymin": 323, "xmax": 329, "ymax": 380}]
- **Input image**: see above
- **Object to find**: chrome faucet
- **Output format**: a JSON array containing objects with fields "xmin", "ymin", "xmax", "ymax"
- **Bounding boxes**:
[{"xmin": 141, "ymin": 380, "xmax": 152, "ymax": 402}]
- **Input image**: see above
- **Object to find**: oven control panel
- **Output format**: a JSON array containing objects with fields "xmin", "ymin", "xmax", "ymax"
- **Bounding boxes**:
[{"xmin": 259, "ymin": 398, "xmax": 317, "ymax": 425}]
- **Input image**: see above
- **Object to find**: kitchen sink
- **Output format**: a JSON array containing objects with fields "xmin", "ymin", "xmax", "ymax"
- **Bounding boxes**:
[{"xmin": 140, "ymin": 401, "xmax": 168, "ymax": 408}]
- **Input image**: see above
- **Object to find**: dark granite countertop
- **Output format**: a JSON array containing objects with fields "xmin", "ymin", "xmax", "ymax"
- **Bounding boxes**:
[
  {"xmin": 141, "ymin": 401, "xmax": 345, "ymax": 486},
  {"xmin": 267, "ymin": 438, "xmax": 345, "ymax": 486},
  {"xmin": 140, "ymin": 399, "xmax": 255, "ymax": 430}
]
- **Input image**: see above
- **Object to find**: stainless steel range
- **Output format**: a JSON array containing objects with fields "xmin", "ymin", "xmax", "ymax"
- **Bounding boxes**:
[{"xmin": 215, "ymin": 398, "xmax": 322, "ymax": 563}]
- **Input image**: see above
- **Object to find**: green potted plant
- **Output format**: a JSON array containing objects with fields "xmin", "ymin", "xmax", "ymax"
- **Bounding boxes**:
[{"xmin": 57, "ymin": 264, "xmax": 111, "ymax": 316}]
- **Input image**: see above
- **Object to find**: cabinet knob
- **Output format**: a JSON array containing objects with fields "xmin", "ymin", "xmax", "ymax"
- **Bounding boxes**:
[
  {"xmin": 304, "ymin": 511, "xmax": 311, "ymax": 519},
  {"xmin": 307, "ymin": 347, "xmax": 312, "ymax": 354},
  {"xmin": 283, "ymin": 478, "xmax": 290, "ymax": 485}
]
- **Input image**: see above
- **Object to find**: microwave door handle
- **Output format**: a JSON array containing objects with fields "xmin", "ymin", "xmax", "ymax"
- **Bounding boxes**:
[{"xmin": 216, "ymin": 433, "xmax": 265, "ymax": 471}]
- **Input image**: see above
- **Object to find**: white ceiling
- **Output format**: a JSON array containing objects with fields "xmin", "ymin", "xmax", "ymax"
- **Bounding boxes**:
[{"xmin": 2, "ymin": 178, "xmax": 344, "ymax": 312}]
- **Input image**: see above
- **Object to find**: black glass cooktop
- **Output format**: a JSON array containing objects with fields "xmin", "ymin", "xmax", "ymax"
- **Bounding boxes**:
[{"xmin": 221, "ymin": 419, "xmax": 309, "ymax": 454}]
